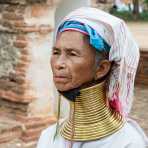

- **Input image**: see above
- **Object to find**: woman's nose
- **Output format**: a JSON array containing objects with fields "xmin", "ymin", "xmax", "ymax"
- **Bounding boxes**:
[{"xmin": 55, "ymin": 55, "xmax": 66, "ymax": 70}]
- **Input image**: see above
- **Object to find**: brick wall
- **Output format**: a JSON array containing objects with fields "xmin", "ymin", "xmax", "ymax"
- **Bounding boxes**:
[
  {"xmin": 136, "ymin": 50, "xmax": 148, "ymax": 85},
  {"xmin": 91, "ymin": 0, "xmax": 113, "ymax": 11},
  {"xmin": 0, "ymin": 0, "xmax": 58, "ymax": 147}
]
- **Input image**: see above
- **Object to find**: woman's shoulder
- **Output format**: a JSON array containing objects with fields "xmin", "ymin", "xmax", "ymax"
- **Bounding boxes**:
[{"xmin": 42, "ymin": 123, "xmax": 57, "ymax": 137}]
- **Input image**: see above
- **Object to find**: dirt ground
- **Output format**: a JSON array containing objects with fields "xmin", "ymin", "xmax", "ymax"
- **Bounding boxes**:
[
  {"xmin": 128, "ymin": 22, "xmax": 148, "ymax": 51},
  {"xmin": 131, "ymin": 85, "xmax": 148, "ymax": 136}
]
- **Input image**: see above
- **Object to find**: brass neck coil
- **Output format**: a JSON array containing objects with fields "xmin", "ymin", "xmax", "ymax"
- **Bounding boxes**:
[{"xmin": 60, "ymin": 81, "xmax": 124, "ymax": 141}]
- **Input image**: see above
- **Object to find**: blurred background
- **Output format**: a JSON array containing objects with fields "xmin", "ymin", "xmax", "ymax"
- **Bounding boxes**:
[{"xmin": 0, "ymin": 0, "xmax": 148, "ymax": 147}]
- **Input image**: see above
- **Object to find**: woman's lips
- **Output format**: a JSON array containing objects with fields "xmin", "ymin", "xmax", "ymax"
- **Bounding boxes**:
[{"xmin": 53, "ymin": 76, "xmax": 68, "ymax": 83}]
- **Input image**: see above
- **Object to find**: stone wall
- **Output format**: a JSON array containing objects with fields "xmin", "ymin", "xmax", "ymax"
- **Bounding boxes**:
[{"xmin": 0, "ymin": 0, "xmax": 58, "ymax": 147}]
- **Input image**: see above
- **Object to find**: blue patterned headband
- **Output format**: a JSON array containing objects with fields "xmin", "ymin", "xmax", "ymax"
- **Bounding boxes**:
[{"xmin": 57, "ymin": 21, "xmax": 110, "ymax": 52}]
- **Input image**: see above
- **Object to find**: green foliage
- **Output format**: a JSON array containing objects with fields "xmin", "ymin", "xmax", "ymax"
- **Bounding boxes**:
[
  {"xmin": 110, "ymin": 8, "xmax": 148, "ymax": 22},
  {"xmin": 144, "ymin": 0, "xmax": 148, "ymax": 5},
  {"xmin": 140, "ymin": 11, "xmax": 148, "ymax": 20}
]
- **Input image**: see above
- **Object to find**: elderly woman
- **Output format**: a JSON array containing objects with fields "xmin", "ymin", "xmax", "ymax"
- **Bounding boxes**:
[{"xmin": 37, "ymin": 7, "xmax": 148, "ymax": 148}]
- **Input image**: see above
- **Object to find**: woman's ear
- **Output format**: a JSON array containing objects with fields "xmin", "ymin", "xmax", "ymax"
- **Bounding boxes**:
[{"xmin": 94, "ymin": 60, "xmax": 111, "ymax": 80}]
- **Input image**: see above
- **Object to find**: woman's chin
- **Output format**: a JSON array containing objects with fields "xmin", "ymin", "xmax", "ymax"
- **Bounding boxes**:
[
  {"xmin": 55, "ymin": 83, "xmax": 77, "ymax": 92},
  {"xmin": 55, "ymin": 84, "xmax": 70, "ymax": 92}
]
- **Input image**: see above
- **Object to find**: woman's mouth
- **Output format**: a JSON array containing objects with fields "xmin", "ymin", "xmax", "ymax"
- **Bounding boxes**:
[{"xmin": 53, "ymin": 75, "xmax": 69, "ymax": 83}]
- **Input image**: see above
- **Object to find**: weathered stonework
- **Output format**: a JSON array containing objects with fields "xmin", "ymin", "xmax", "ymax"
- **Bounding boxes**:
[
  {"xmin": 0, "ymin": 34, "xmax": 20, "ymax": 77},
  {"xmin": 0, "ymin": 0, "xmax": 59, "ymax": 5},
  {"xmin": 0, "ymin": 0, "xmax": 58, "ymax": 147}
]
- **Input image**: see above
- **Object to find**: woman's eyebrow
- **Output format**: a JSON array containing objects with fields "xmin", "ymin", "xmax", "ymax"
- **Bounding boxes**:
[
  {"xmin": 53, "ymin": 46, "xmax": 81, "ymax": 53},
  {"xmin": 65, "ymin": 48, "xmax": 79, "ymax": 52},
  {"xmin": 52, "ymin": 46, "xmax": 60, "ymax": 51}
]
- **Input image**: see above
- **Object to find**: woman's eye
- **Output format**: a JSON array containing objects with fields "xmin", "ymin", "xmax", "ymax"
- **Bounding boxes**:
[
  {"xmin": 69, "ymin": 52, "xmax": 77, "ymax": 56},
  {"xmin": 52, "ymin": 50, "xmax": 60, "ymax": 55}
]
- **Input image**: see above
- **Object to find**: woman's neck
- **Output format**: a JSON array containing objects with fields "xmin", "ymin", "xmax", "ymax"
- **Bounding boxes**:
[{"xmin": 60, "ymin": 81, "xmax": 124, "ymax": 141}]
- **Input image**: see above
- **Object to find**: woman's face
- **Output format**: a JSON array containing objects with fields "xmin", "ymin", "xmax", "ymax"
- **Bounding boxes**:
[{"xmin": 50, "ymin": 31, "xmax": 97, "ymax": 91}]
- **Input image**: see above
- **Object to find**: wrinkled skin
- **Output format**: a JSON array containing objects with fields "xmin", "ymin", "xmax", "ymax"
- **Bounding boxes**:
[{"xmin": 51, "ymin": 31, "xmax": 110, "ymax": 91}]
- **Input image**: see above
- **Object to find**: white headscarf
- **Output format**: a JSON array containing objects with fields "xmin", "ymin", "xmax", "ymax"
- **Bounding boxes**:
[{"xmin": 56, "ymin": 7, "xmax": 139, "ymax": 117}]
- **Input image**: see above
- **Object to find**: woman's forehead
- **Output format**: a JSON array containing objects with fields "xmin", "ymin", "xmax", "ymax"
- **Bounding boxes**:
[
  {"xmin": 56, "ymin": 30, "xmax": 86, "ymax": 42},
  {"xmin": 55, "ymin": 31, "xmax": 93, "ymax": 53}
]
